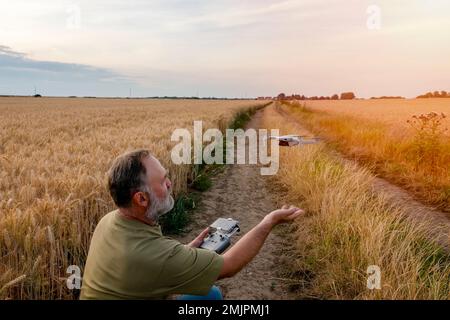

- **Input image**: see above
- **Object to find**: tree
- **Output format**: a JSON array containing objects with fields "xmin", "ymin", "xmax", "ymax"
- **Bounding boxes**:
[
  {"xmin": 340, "ymin": 92, "xmax": 356, "ymax": 100},
  {"xmin": 277, "ymin": 93, "xmax": 286, "ymax": 100},
  {"xmin": 331, "ymin": 94, "xmax": 339, "ymax": 100},
  {"xmin": 417, "ymin": 91, "xmax": 450, "ymax": 98}
]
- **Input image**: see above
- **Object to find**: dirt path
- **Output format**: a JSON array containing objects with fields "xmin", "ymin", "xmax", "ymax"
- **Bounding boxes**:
[
  {"xmin": 275, "ymin": 103, "xmax": 450, "ymax": 250},
  {"xmin": 175, "ymin": 110, "xmax": 298, "ymax": 300}
]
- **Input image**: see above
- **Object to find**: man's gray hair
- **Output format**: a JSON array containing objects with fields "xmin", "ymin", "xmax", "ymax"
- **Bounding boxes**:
[{"xmin": 107, "ymin": 149, "xmax": 151, "ymax": 208}]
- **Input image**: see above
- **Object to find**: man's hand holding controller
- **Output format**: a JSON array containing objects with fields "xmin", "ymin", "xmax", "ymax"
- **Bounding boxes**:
[{"xmin": 187, "ymin": 205, "xmax": 305, "ymax": 279}]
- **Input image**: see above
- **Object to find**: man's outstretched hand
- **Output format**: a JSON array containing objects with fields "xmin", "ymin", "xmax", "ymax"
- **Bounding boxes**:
[
  {"xmin": 187, "ymin": 205, "xmax": 304, "ymax": 248},
  {"xmin": 265, "ymin": 205, "xmax": 304, "ymax": 226},
  {"xmin": 187, "ymin": 227, "xmax": 210, "ymax": 248},
  {"xmin": 217, "ymin": 205, "xmax": 305, "ymax": 279}
]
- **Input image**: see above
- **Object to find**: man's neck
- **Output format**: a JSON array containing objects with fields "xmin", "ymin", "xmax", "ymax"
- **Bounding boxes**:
[{"xmin": 117, "ymin": 207, "xmax": 157, "ymax": 227}]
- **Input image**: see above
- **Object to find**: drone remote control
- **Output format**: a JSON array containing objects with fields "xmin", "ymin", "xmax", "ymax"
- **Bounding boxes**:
[{"xmin": 200, "ymin": 218, "xmax": 240, "ymax": 254}]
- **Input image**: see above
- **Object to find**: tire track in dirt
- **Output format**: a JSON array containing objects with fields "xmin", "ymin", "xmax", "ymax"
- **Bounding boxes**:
[{"xmin": 175, "ymin": 110, "xmax": 298, "ymax": 300}]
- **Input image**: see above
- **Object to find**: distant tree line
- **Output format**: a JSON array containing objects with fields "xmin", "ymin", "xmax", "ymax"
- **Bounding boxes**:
[
  {"xmin": 370, "ymin": 96, "xmax": 404, "ymax": 99},
  {"xmin": 266, "ymin": 92, "xmax": 356, "ymax": 101},
  {"xmin": 417, "ymin": 91, "xmax": 449, "ymax": 99},
  {"xmin": 66, "ymin": 96, "xmax": 254, "ymax": 100},
  {"xmin": 6, "ymin": 90, "xmax": 448, "ymax": 100}
]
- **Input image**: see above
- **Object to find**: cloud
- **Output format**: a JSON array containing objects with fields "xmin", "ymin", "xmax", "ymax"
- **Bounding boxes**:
[
  {"xmin": 0, "ymin": 45, "xmax": 143, "ymax": 96},
  {"xmin": 162, "ymin": 0, "xmax": 331, "ymax": 30},
  {"xmin": 0, "ymin": 45, "xmax": 26, "ymax": 58}
]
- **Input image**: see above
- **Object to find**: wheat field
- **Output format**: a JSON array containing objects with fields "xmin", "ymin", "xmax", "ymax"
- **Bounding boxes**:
[
  {"xmin": 281, "ymin": 100, "xmax": 450, "ymax": 213},
  {"xmin": 0, "ymin": 97, "xmax": 265, "ymax": 299},
  {"xmin": 303, "ymin": 99, "xmax": 450, "ymax": 134},
  {"xmin": 261, "ymin": 104, "xmax": 449, "ymax": 299}
]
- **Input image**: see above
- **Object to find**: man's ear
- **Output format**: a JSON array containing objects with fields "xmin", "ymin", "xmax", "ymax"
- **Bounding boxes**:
[{"xmin": 132, "ymin": 191, "xmax": 149, "ymax": 208}]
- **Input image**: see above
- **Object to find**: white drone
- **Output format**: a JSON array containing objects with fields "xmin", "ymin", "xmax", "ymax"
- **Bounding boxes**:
[{"xmin": 267, "ymin": 134, "xmax": 321, "ymax": 147}]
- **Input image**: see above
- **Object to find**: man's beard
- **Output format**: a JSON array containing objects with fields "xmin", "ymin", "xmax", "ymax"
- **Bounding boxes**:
[{"xmin": 145, "ymin": 189, "xmax": 175, "ymax": 222}]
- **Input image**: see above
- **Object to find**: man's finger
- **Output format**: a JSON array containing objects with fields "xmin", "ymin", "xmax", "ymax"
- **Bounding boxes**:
[
  {"xmin": 196, "ymin": 227, "xmax": 210, "ymax": 240},
  {"xmin": 283, "ymin": 207, "xmax": 299, "ymax": 214},
  {"xmin": 287, "ymin": 209, "xmax": 305, "ymax": 220}
]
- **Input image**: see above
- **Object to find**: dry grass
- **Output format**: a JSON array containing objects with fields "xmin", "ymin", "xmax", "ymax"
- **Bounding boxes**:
[
  {"xmin": 262, "ymin": 104, "xmax": 449, "ymax": 300},
  {"xmin": 281, "ymin": 100, "xmax": 450, "ymax": 213},
  {"xmin": 0, "ymin": 97, "xmax": 266, "ymax": 299}
]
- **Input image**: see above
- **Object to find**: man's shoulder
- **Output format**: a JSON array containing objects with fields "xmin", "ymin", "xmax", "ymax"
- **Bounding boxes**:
[
  {"xmin": 96, "ymin": 209, "xmax": 117, "ymax": 226},
  {"xmin": 89, "ymin": 210, "xmax": 117, "ymax": 236}
]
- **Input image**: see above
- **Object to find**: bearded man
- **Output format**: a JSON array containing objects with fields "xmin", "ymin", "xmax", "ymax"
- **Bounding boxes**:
[{"xmin": 80, "ymin": 149, "xmax": 303, "ymax": 299}]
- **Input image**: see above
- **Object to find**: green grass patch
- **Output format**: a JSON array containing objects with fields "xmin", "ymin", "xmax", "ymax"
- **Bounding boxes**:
[
  {"xmin": 160, "ymin": 194, "xmax": 197, "ymax": 234},
  {"xmin": 191, "ymin": 173, "xmax": 212, "ymax": 191}
]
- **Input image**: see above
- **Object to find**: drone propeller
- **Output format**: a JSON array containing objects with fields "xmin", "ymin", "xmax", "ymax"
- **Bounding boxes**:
[
  {"xmin": 267, "ymin": 135, "xmax": 314, "ymax": 140},
  {"xmin": 281, "ymin": 134, "xmax": 306, "ymax": 138}
]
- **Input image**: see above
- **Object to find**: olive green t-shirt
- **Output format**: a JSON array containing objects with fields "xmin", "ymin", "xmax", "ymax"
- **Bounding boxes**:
[{"xmin": 80, "ymin": 210, "xmax": 224, "ymax": 299}]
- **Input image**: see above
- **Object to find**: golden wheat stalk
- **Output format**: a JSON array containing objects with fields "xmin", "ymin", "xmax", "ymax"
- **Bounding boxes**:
[{"xmin": 0, "ymin": 275, "xmax": 27, "ymax": 292}]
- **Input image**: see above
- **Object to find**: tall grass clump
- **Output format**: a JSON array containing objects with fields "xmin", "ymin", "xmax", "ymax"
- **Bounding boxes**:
[{"xmin": 407, "ymin": 112, "xmax": 448, "ymax": 172}]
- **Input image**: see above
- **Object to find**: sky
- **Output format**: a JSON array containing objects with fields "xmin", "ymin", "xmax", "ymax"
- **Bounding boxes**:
[{"xmin": 0, "ymin": 0, "xmax": 449, "ymax": 98}]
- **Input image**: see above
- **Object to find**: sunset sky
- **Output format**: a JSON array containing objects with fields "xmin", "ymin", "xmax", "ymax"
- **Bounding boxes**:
[{"xmin": 1, "ymin": 0, "xmax": 449, "ymax": 98}]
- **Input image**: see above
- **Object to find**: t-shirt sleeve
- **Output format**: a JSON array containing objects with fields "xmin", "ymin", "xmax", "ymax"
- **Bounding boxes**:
[{"xmin": 156, "ymin": 241, "xmax": 224, "ymax": 296}]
